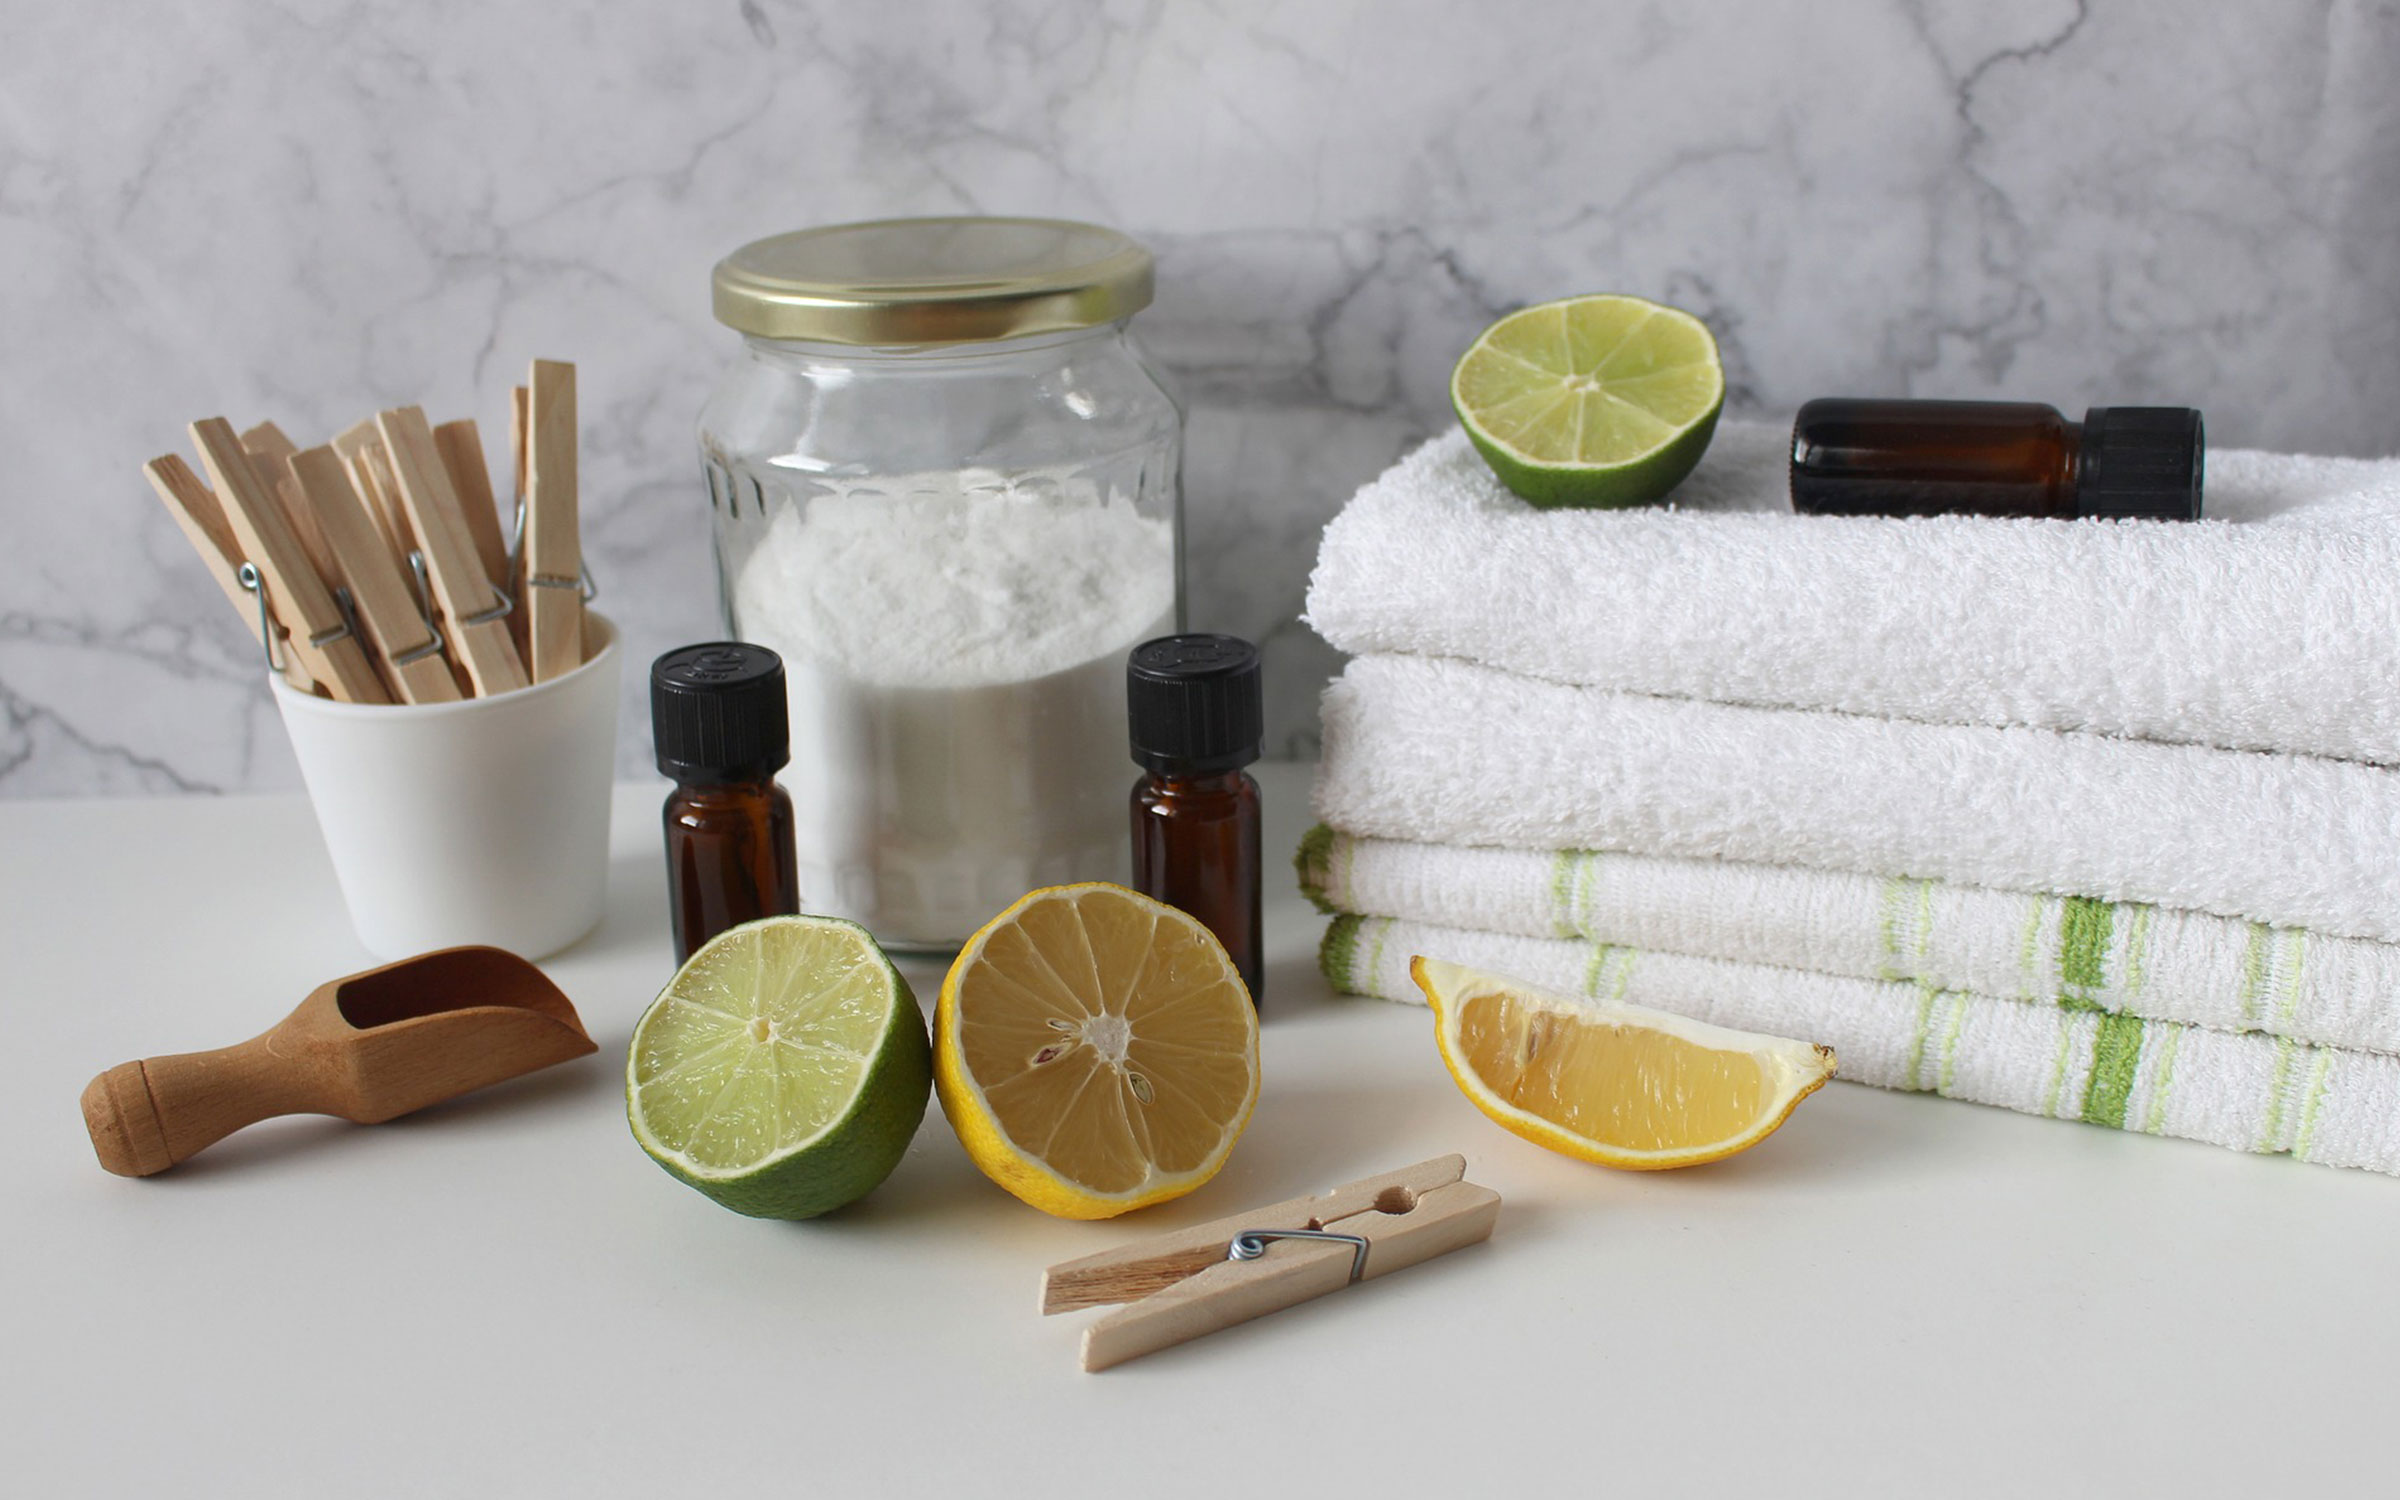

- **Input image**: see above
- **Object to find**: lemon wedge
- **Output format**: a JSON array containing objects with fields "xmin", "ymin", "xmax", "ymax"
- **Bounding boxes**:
[{"xmin": 1412, "ymin": 955, "xmax": 1833, "ymax": 1169}]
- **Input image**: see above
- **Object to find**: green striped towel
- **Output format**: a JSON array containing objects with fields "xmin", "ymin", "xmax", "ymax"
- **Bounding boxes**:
[
  {"xmin": 1321, "ymin": 912, "xmax": 2400, "ymax": 1175},
  {"xmin": 1297, "ymin": 827, "xmax": 2400, "ymax": 1057}
]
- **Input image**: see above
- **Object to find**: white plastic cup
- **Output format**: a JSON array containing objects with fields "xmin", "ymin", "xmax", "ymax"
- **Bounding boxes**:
[{"xmin": 270, "ymin": 615, "xmax": 622, "ymax": 961}]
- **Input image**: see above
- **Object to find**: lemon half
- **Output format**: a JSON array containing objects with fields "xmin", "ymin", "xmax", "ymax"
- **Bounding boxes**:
[{"xmin": 936, "ymin": 884, "xmax": 1260, "ymax": 1219}]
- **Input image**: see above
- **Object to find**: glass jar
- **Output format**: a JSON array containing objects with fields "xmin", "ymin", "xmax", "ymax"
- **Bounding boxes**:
[{"xmin": 699, "ymin": 217, "xmax": 1184, "ymax": 951}]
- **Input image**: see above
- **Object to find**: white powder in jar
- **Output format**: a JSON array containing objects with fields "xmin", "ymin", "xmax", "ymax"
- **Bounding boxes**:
[{"xmin": 731, "ymin": 468, "xmax": 1177, "ymax": 947}]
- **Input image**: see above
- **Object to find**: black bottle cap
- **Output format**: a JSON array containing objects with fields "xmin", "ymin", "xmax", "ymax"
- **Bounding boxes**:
[
  {"xmin": 1128, "ymin": 634, "xmax": 1263, "ymax": 775},
  {"xmin": 651, "ymin": 642, "xmax": 790, "ymax": 782},
  {"xmin": 2078, "ymin": 407, "xmax": 2205, "ymax": 520}
]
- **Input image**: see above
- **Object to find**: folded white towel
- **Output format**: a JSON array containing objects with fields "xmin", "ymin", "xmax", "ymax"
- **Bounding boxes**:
[
  {"xmin": 1299, "ymin": 827, "xmax": 2400, "ymax": 1056},
  {"xmin": 1305, "ymin": 422, "xmax": 2400, "ymax": 765},
  {"xmin": 1322, "ymin": 912, "xmax": 2400, "ymax": 1174},
  {"xmin": 1314, "ymin": 654, "xmax": 2400, "ymax": 943}
]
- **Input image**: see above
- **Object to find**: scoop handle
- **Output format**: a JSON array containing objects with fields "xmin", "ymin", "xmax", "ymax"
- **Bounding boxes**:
[{"xmin": 80, "ymin": 1034, "xmax": 335, "ymax": 1177}]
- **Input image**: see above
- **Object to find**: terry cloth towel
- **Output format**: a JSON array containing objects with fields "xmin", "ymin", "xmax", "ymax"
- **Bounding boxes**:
[
  {"xmin": 1305, "ymin": 422, "xmax": 2400, "ymax": 766},
  {"xmin": 1320, "ymin": 912, "xmax": 2400, "ymax": 1175},
  {"xmin": 1296, "ymin": 828, "xmax": 2400, "ymax": 1057},
  {"xmin": 1314, "ymin": 654, "xmax": 2400, "ymax": 944}
]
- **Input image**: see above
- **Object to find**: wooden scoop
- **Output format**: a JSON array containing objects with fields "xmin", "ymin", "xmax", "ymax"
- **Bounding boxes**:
[{"xmin": 80, "ymin": 947, "xmax": 597, "ymax": 1178}]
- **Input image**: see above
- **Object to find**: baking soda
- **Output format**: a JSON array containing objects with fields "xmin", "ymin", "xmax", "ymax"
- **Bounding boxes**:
[{"xmin": 731, "ymin": 468, "xmax": 1176, "ymax": 947}]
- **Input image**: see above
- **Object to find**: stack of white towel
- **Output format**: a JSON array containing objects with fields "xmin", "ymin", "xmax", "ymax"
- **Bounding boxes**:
[{"xmin": 1304, "ymin": 419, "xmax": 2400, "ymax": 1173}]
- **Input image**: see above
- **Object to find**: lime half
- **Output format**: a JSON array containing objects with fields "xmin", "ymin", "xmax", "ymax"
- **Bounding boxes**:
[
  {"xmin": 627, "ymin": 915, "xmax": 931, "ymax": 1219},
  {"xmin": 1451, "ymin": 293, "xmax": 1724, "ymax": 509}
]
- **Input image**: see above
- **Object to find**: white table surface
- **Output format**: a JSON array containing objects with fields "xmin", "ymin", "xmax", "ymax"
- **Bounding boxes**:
[{"xmin": 8, "ymin": 762, "xmax": 2398, "ymax": 1497}]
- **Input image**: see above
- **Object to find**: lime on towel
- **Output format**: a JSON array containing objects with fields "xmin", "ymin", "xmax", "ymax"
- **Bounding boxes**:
[
  {"xmin": 1450, "ymin": 293, "xmax": 1724, "ymax": 508},
  {"xmin": 627, "ymin": 915, "xmax": 931, "ymax": 1219}
]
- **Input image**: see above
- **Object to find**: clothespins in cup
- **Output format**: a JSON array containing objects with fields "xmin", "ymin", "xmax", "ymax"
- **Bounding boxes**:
[{"xmin": 1040, "ymin": 1154, "xmax": 1501, "ymax": 1371}]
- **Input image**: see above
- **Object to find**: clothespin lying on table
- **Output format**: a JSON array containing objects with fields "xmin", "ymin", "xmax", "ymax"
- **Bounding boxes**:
[{"xmin": 1041, "ymin": 1154, "xmax": 1501, "ymax": 1371}]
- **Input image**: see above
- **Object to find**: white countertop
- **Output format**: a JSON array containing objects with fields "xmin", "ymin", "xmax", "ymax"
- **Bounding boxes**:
[{"xmin": 8, "ymin": 763, "xmax": 2398, "ymax": 1497}]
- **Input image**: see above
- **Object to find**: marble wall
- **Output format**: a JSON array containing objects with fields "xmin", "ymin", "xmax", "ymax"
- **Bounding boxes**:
[{"xmin": 6, "ymin": 0, "xmax": 2397, "ymax": 795}]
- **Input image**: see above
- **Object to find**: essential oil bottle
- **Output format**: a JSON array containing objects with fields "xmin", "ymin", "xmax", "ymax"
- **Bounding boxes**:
[
  {"xmin": 1128, "ymin": 634, "xmax": 1264, "ymax": 1007},
  {"xmin": 651, "ymin": 643, "xmax": 800, "ymax": 964},
  {"xmin": 1790, "ymin": 398, "xmax": 2204, "ymax": 520}
]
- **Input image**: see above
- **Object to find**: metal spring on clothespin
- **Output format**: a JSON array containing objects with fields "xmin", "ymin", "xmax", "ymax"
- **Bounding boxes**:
[
  {"xmin": 1227, "ymin": 1228, "xmax": 1370, "ymax": 1283},
  {"xmin": 238, "ymin": 562, "xmax": 281, "ymax": 675},
  {"xmin": 506, "ymin": 501, "xmax": 598, "ymax": 602},
  {"xmin": 384, "ymin": 551, "xmax": 448, "ymax": 668},
  {"xmin": 238, "ymin": 562, "xmax": 361, "ymax": 678},
  {"xmin": 403, "ymin": 546, "xmax": 508, "ymax": 638}
]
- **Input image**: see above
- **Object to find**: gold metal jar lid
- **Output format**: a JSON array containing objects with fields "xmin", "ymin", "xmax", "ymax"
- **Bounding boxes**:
[{"xmin": 710, "ymin": 216, "xmax": 1154, "ymax": 346}]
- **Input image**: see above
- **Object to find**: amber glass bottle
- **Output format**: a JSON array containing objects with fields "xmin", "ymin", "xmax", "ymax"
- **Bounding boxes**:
[
  {"xmin": 1128, "ymin": 635, "xmax": 1264, "ymax": 1007},
  {"xmin": 651, "ymin": 643, "xmax": 800, "ymax": 964},
  {"xmin": 1790, "ymin": 399, "xmax": 2204, "ymax": 519}
]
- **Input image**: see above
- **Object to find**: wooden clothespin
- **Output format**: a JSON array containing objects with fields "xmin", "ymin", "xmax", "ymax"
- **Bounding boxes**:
[
  {"xmin": 285, "ymin": 446, "xmax": 461, "ymax": 705},
  {"xmin": 376, "ymin": 405, "xmax": 528, "ymax": 697},
  {"xmin": 334, "ymin": 417, "xmax": 414, "ymax": 565},
  {"xmin": 190, "ymin": 418, "xmax": 388, "ymax": 703},
  {"xmin": 1040, "ymin": 1154, "xmax": 1500, "ymax": 1371},
  {"xmin": 516, "ymin": 384, "xmax": 535, "ymax": 506},
  {"xmin": 431, "ymin": 418, "xmax": 511, "ymax": 592},
  {"xmin": 507, "ymin": 385, "xmax": 533, "ymax": 657},
  {"xmin": 509, "ymin": 385, "xmax": 530, "ymax": 510},
  {"xmin": 142, "ymin": 453, "xmax": 319, "ymax": 697},
  {"xmin": 239, "ymin": 421, "xmax": 338, "ymax": 591},
  {"xmin": 521, "ymin": 359, "xmax": 582, "ymax": 682}
]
